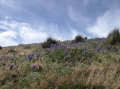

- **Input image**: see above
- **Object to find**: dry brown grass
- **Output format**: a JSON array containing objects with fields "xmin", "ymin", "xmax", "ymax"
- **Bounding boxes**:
[
  {"xmin": 0, "ymin": 40, "xmax": 120, "ymax": 89},
  {"xmin": 27, "ymin": 61, "xmax": 119, "ymax": 89}
]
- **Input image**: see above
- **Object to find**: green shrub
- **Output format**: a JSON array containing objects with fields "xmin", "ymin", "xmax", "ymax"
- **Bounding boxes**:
[
  {"xmin": 47, "ymin": 37, "xmax": 57, "ymax": 44},
  {"xmin": 106, "ymin": 28, "xmax": 120, "ymax": 45},
  {"xmin": 42, "ymin": 37, "xmax": 57, "ymax": 48},
  {"xmin": 0, "ymin": 84, "xmax": 12, "ymax": 89},
  {"xmin": 8, "ymin": 49, "xmax": 16, "ymax": 53},
  {"xmin": 19, "ymin": 72, "xmax": 43, "ymax": 87},
  {"xmin": 19, "ymin": 77, "xmax": 29, "ymax": 87},
  {"xmin": 45, "ymin": 48, "xmax": 95, "ymax": 63},
  {"xmin": 42, "ymin": 42, "xmax": 51, "ymax": 48},
  {"xmin": 73, "ymin": 35, "xmax": 84, "ymax": 43},
  {"xmin": 45, "ymin": 49, "xmax": 64, "ymax": 62}
]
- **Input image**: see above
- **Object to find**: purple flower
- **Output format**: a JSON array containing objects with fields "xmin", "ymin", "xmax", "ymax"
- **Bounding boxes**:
[
  {"xmin": 97, "ymin": 48, "xmax": 100, "ymax": 52},
  {"xmin": 16, "ymin": 66, "xmax": 19, "ymax": 68},
  {"xmin": 102, "ymin": 52, "xmax": 104, "ymax": 55},
  {"xmin": 83, "ymin": 47, "xmax": 88, "ymax": 51},
  {"xmin": 32, "ymin": 65, "xmax": 37, "ymax": 71},
  {"xmin": 63, "ymin": 49, "xmax": 68, "ymax": 56},
  {"xmin": 50, "ymin": 44, "xmax": 54, "ymax": 48},
  {"xmin": 27, "ymin": 54, "xmax": 34, "ymax": 60},
  {"xmin": 3, "ymin": 63, "xmax": 5, "ymax": 66},
  {"xmin": 34, "ymin": 54, "xmax": 40, "ymax": 58},
  {"xmin": 9, "ymin": 65, "xmax": 14, "ymax": 70},
  {"xmin": 28, "ymin": 56, "xmax": 32, "ymax": 60},
  {"xmin": 50, "ymin": 44, "xmax": 58, "ymax": 49}
]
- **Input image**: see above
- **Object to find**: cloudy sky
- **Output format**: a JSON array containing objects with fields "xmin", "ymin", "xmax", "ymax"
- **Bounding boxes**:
[{"xmin": 0, "ymin": 0, "xmax": 120, "ymax": 46}]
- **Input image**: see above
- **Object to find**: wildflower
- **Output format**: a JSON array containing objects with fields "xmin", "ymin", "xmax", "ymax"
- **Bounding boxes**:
[
  {"xmin": 9, "ymin": 65, "xmax": 14, "ymax": 70},
  {"xmin": 27, "ymin": 54, "xmax": 34, "ymax": 60},
  {"xmin": 102, "ymin": 52, "xmax": 104, "ymax": 55},
  {"xmin": 3, "ymin": 63, "xmax": 5, "ymax": 66},
  {"xmin": 16, "ymin": 66, "xmax": 19, "ymax": 68},
  {"xmin": 50, "ymin": 44, "xmax": 54, "ymax": 48},
  {"xmin": 51, "ymin": 44, "xmax": 58, "ymax": 49},
  {"xmin": 83, "ymin": 47, "xmax": 88, "ymax": 51},
  {"xmin": 31, "ymin": 65, "xmax": 37, "ymax": 71},
  {"xmin": 97, "ymin": 48, "xmax": 100, "ymax": 52},
  {"xmin": 63, "ymin": 49, "xmax": 68, "ymax": 56},
  {"xmin": 35, "ymin": 54, "xmax": 40, "ymax": 58}
]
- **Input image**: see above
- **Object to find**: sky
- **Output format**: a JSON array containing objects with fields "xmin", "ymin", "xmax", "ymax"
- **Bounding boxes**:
[{"xmin": 0, "ymin": 0, "xmax": 120, "ymax": 46}]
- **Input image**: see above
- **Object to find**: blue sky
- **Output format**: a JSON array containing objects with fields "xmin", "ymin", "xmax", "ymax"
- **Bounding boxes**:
[{"xmin": 0, "ymin": 0, "xmax": 120, "ymax": 46}]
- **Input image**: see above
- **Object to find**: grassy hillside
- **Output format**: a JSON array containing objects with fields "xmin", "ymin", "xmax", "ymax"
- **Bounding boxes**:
[{"xmin": 0, "ymin": 38, "xmax": 120, "ymax": 89}]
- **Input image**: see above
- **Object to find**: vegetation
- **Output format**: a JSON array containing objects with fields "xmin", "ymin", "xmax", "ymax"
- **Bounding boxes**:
[
  {"xmin": 73, "ymin": 35, "xmax": 85, "ymax": 43},
  {"xmin": 42, "ymin": 37, "xmax": 57, "ymax": 48},
  {"xmin": 8, "ymin": 49, "xmax": 16, "ymax": 53},
  {"xmin": 0, "ymin": 29, "xmax": 120, "ymax": 89},
  {"xmin": 106, "ymin": 28, "xmax": 120, "ymax": 45},
  {"xmin": 0, "ymin": 46, "xmax": 2, "ymax": 49},
  {"xmin": 84, "ymin": 37, "xmax": 87, "ymax": 40}
]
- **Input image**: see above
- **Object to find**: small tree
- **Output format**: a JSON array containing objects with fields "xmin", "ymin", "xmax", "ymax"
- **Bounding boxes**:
[
  {"xmin": 73, "ymin": 35, "xmax": 84, "ymax": 42},
  {"xmin": 42, "ymin": 37, "xmax": 57, "ymax": 48},
  {"xmin": 0, "ymin": 46, "xmax": 2, "ymax": 49},
  {"xmin": 8, "ymin": 49, "xmax": 16, "ymax": 53},
  {"xmin": 106, "ymin": 28, "xmax": 120, "ymax": 45},
  {"xmin": 42, "ymin": 42, "xmax": 50, "ymax": 48},
  {"xmin": 46, "ymin": 37, "xmax": 57, "ymax": 44},
  {"xmin": 84, "ymin": 37, "xmax": 87, "ymax": 40}
]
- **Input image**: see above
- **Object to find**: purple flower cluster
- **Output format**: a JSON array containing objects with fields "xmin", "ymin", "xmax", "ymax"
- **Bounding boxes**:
[
  {"xmin": 3, "ymin": 63, "xmax": 6, "ymax": 66},
  {"xmin": 48, "ymin": 38, "xmax": 120, "ymax": 57},
  {"xmin": 63, "ymin": 49, "xmax": 68, "ymax": 56},
  {"xmin": 27, "ymin": 54, "xmax": 34, "ymax": 60},
  {"xmin": 9, "ymin": 65, "xmax": 14, "ymax": 70},
  {"xmin": 27, "ymin": 53, "xmax": 41, "ymax": 61},
  {"xmin": 97, "ymin": 48, "xmax": 101, "ymax": 52},
  {"xmin": 31, "ymin": 65, "xmax": 37, "ymax": 71},
  {"xmin": 0, "ymin": 62, "xmax": 15, "ymax": 70},
  {"xmin": 50, "ymin": 44, "xmax": 65, "ymax": 49}
]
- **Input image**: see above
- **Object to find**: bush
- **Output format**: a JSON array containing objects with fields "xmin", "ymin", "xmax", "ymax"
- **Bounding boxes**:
[
  {"xmin": 8, "ymin": 49, "xmax": 16, "ymax": 53},
  {"xmin": 106, "ymin": 28, "xmax": 120, "ymax": 45},
  {"xmin": 46, "ymin": 37, "xmax": 57, "ymax": 44},
  {"xmin": 42, "ymin": 42, "xmax": 50, "ymax": 48},
  {"xmin": 73, "ymin": 35, "xmax": 84, "ymax": 42},
  {"xmin": 42, "ymin": 37, "xmax": 57, "ymax": 48},
  {"xmin": 19, "ymin": 72, "xmax": 43, "ymax": 87},
  {"xmin": 84, "ymin": 37, "xmax": 87, "ymax": 40},
  {"xmin": 0, "ymin": 46, "xmax": 2, "ymax": 49}
]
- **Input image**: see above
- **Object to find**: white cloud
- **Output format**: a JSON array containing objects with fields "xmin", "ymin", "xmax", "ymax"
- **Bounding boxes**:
[
  {"xmin": 19, "ymin": 26, "xmax": 48, "ymax": 44},
  {"xmin": 0, "ymin": 19, "xmax": 50, "ymax": 46},
  {"xmin": 0, "ymin": 18, "xmax": 77, "ymax": 46},
  {"xmin": 48, "ymin": 24, "xmax": 66, "ymax": 41},
  {"xmin": 86, "ymin": 9, "xmax": 120, "ymax": 37},
  {"xmin": 0, "ymin": 30, "xmax": 18, "ymax": 46}
]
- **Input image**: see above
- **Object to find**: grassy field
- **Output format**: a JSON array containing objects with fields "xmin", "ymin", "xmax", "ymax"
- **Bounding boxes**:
[{"xmin": 0, "ymin": 38, "xmax": 120, "ymax": 89}]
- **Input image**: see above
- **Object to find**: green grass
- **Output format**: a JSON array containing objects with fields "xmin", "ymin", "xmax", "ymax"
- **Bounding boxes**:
[{"xmin": 0, "ymin": 39, "xmax": 120, "ymax": 89}]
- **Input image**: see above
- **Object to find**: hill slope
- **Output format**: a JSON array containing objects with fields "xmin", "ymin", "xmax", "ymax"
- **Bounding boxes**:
[{"xmin": 0, "ymin": 38, "xmax": 120, "ymax": 89}]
